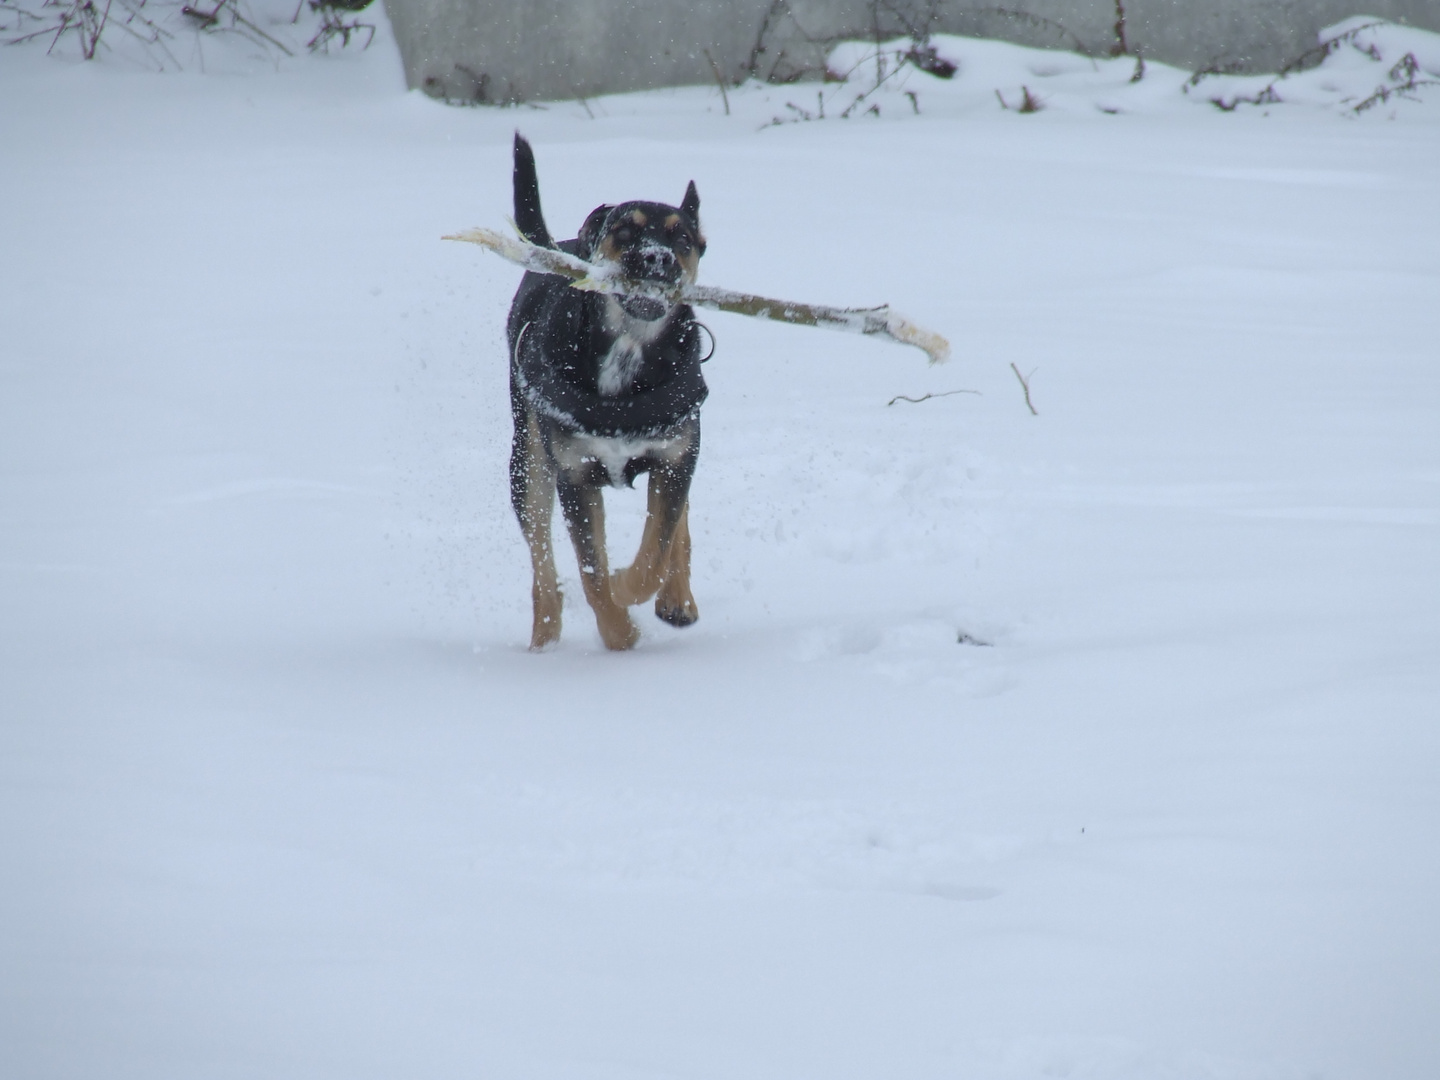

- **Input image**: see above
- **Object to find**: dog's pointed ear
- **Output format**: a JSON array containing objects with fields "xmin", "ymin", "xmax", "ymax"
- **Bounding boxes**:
[
  {"xmin": 681, "ymin": 181, "xmax": 706, "ymax": 256},
  {"xmin": 681, "ymin": 181, "xmax": 701, "ymax": 225},
  {"xmin": 578, "ymin": 205, "xmax": 613, "ymax": 259}
]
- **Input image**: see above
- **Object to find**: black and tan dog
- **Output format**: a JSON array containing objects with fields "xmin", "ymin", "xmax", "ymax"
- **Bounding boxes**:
[{"xmin": 506, "ymin": 134, "xmax": 709, "ymax": 650}]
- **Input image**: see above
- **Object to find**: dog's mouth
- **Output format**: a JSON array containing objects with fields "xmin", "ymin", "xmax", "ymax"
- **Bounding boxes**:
[{"xmin": 617, "ymin": 294, "xmax": 669, "ymax": 321}]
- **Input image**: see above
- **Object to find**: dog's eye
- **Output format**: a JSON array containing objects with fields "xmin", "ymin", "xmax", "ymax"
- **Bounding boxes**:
[
  {"xmin": 613, "ymin": 225, "xmax": 635, "ymax": 244},
  {"xmin": 667, "ymin": 224, "xmax": 693, "ymax": 253}
]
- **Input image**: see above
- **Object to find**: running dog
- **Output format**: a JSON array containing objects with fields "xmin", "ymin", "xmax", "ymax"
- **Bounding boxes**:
[{"xmin": 506, "ymin": 134, "xmax": 709, "ymax": 650}]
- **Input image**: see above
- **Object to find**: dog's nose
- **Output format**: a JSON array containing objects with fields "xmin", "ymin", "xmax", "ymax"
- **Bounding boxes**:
[
  {"xmin": 625, "ymin": 243, "xmax": 682, "ymax": 284},
  {"xmin": 642, "ymin": 248, "xmax": 677, "ymax": 274}
]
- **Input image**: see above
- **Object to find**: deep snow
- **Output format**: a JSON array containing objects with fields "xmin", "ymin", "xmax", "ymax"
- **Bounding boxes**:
[{"xmin": 2, "ymin": 11, "xmax": 1439, "ymax": 1080}]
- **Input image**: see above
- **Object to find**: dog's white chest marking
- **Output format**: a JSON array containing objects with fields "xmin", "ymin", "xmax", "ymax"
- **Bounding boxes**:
[
  {"xmin": 597, "ymin": 296, "xmax": 671, "ymax": 397},
  {"xmin": 597, "ymin": 336, "xmax": 645, "ymax": 397},
  {"xmin": 555, "ymin": 431, "xmax": 686, "ymax": 487}
]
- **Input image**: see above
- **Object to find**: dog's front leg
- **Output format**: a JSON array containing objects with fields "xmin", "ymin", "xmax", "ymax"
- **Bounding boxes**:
[
  {"xmin": 654, "ymin": 499, "xmax": 698, "ymax": 627},
  {"xmin": 609, "ymin": 475, "xmax": 668, "ymax": 608},
  {"xmin": 557, "ymin": 478, "xmax": 640, "ymax": 651},
  {"xmin": 612, "ymin": 480, "xmax": 699, "ymax": 627}
]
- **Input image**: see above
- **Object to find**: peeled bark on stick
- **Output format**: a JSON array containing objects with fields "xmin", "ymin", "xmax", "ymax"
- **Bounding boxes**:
[{"xmin": 443, "ymin": 226, "xmax": 950, "ymax": 365}]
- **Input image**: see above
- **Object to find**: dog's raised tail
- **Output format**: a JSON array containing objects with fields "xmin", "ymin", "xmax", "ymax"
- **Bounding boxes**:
[{"xmin": 512, "ymin": 133, "xmax": 554, "ymax": 250}]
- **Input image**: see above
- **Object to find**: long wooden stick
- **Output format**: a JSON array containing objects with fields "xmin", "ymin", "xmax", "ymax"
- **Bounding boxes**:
[{"xmin": 443, "ymin": 226, "xmax": 950, "ymax": 365}]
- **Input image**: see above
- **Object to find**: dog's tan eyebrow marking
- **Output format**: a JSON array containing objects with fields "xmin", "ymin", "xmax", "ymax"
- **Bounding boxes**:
[
  {"xmin": 664, "ymin": 213, "xmax": 680, "ymax": 228},
  {"xmin": 629, "ymin": 210, "xmax": 647, "ymax": 226}
]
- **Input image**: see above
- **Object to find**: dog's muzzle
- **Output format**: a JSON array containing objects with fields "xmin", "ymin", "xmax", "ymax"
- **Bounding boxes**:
[
  {"xmin": 610, "ymin": 241, "xmax": 684, "ymax": 320},
  {"xmin": 618, "ymin": 294, "xmax": 669, "ymax": 321},
  {"xmin": 623, "ymin": 241, "xmax": 682, "ymax": 279}
]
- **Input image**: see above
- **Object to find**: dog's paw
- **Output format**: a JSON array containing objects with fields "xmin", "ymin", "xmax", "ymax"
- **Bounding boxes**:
[
  {"xmin": 655, "ymin": 593, "xmax": 698, "ymax": 628},
  {"xmin": 598, "ymin": 612, "xmax": 642, "ymax": 651},
  {"xmin": 608, "ymin": 567, "xmax": 650, "ymax": 608},
  {"xmin": 529, "ymin": 608, "xmax": 562, "ymax": 650}
]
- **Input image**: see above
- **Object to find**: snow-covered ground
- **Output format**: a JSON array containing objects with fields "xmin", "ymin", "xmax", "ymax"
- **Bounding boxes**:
[{"xmin": 3, "ymin": 11, "xmax": 1439, "ymax": 1080}]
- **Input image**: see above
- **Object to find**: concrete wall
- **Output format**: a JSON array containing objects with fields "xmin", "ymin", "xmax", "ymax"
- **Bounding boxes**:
[{"xmin": 381, "ymin": 0, "xmax": 1440, "ymax": 104}]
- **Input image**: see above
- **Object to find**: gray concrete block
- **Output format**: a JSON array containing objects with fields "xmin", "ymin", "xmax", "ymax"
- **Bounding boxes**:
[{"xmin": 379, "ymin": 0, "xmax": 1440, "ymax": 104}]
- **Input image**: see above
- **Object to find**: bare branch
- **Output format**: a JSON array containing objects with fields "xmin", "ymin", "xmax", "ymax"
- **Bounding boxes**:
[
  {"xmin": 1353, "ymin": 76, "xmax": 1439, "ymax": 112},
  {"xmin": 1110, "ymin": 0, "xmax": 1128, "ymax": 57},
  {"xmin": 444, "ymin": 225, "xmax": 950, "ymax": 364},
  {"xmin": 229, "ymin": 5, "xmax": 290, "ymax": 55},
  {"xmin": 886, "ymin": 389, "xmax": 979, "ymax": 406},
  {"xmin": 996, "ymin": 85, "xmax": 1043, "ymax": 112},
  {"xmin": 1009, "ymin": 362, "xmax": 1038, "ymax": 415},
  {"xmin": 985, "ymin": 6, "xmax": 1096, "ymax": 63},
  {"xmin": 703, "ymin": 47, "xmax": 730, "ymax": 115},
  {"xmin": 1201, "ymin": 20, "xmax": 1399, "ymax": 111}
]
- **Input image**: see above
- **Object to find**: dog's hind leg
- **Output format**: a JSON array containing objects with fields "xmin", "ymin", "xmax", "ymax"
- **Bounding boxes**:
[
  {"xmin": 557, "ymin": 479, "xmax": 640, "ymax": 651},
  {"xmin": 512, "ymin": 412, "xmax": 563, "ymax": 649}
]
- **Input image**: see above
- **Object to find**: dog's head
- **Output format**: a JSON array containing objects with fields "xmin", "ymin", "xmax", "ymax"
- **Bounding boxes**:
[{"xmin": 578, "ymin": 184, "xmax": 705, "ymax": 321}]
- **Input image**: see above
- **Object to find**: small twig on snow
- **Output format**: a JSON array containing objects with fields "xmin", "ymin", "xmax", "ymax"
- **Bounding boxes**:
[
  {"xmin": 1353, "ymin": 76, "xmax": 1439, "ymax": 112},
  {"xmin": 1010, "ymin": 362, "xmax": 1038, "ymax": 414},
  {"xmin": 195, "ymin": 0, "xmax": 291, "ymax": 55},
  {"xmin": 181, "ymin": 2, "xmax": 219, "ymax": 25},
  {"xmin": 996, "ymin": 85, "xmax": 1043, "ymax": 112},
  {"xmin": 887, "ymin": 389, "xmax": 979, "ymax": 406}
]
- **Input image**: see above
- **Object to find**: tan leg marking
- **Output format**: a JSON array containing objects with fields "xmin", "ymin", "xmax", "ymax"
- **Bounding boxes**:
[
  {"xmin": 611, "ymin": 479, "xmax": 699, "ymax": 628},
  {"xmin": 610, "ymin": 474, "xmax": 668, "ymax": 607},
  {"xmin": 561, "ymin": 484, "xmax": 639, "ymax": 651},
  {"xmin": 520, "ymin": 414, "xmax": 563, "ymax": 649},
  {"xmin": 654, "ymin": 503, "xmax": 698, "ymax": 627}
]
